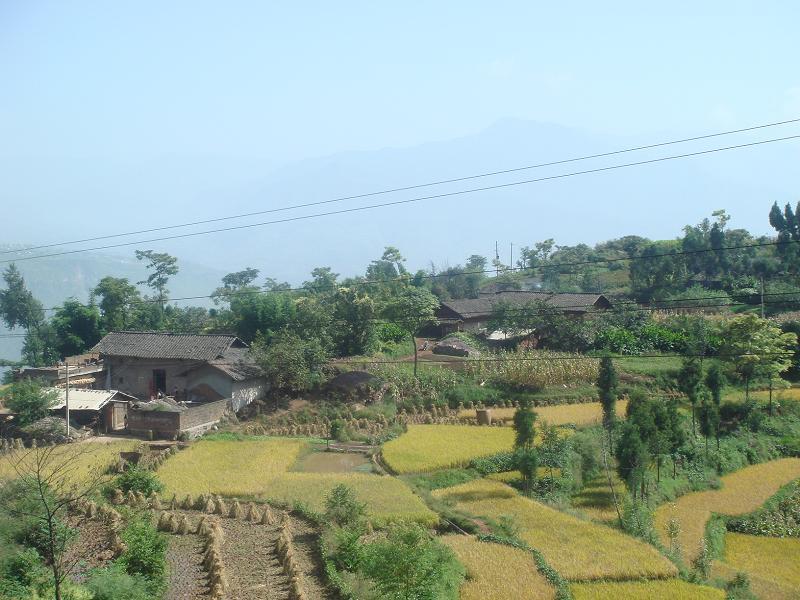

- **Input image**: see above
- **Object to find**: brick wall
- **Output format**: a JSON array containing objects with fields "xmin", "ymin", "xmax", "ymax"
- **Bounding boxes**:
[
  {"xmin": 180, "ymin": 399, "xmax": 229, "ymax": 430},
  {"xmin": 128, "ymin": 409, "xmax": 181, "ymax": 440}
]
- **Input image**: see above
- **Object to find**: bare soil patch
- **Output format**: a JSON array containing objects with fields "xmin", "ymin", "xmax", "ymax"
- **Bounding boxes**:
[{"xmin": 165, "ymin": 533, "xmax": 208, "ymax": 600}]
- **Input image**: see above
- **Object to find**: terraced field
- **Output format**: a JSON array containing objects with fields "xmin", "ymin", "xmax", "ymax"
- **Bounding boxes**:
[
  {"xmin": 653, "ymin": 458, "xmax": 800, "ymax": 563},
  {"xmin": 717, "ymin": 533, "xmax": 800, "ymax": 599},
  {"xmin": 570, "ymin": 579, "xmax": 725, "ymax": 599},
  {"xmin": 158, "ymin": 438, "xmax": 436, "ymax": 525},
  {"xmin": 434, "ymin": 479, "xmax": 676, "ymax": 581},
  {"xmin": 382, "ymin": 425, "xmax": 515, "ymax": 474},
  {"xmin": 458, "ymin": 400, "xmax": 629, "ymax": 427},
  {"xmin": 441, "ymin": 535, "xmax": 556, "ymax": 600}
]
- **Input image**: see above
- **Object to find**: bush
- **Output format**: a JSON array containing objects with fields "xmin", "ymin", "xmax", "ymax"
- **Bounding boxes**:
[
  {"xmin": 118, "ymin": 517, "xmax": 167, "ymax": 589},
  {"xmin": 85, "ymin": 565, "xmax": 154, "ymax": 600},
  {"xmin": 110, "ymin": 467, "xmax": 163, "ymax": 497},
  {"xmin": 325, "ymin": 484, "xmax": 366, "ymax": 528},
  {"xmin": 470, "ymin": 451, "xmax": 516, "ymax": 475}
]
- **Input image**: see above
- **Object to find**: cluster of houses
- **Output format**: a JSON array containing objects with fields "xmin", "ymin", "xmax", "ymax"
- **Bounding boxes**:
[{"xmin": 11, "ymin": 331, "xmax": 267, "ymax": 440}]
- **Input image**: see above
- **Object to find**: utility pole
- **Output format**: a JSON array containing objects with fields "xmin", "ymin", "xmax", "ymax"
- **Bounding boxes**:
[
  {"xmin": 495, "ymin": 241, "xmax": 499, "ymax": 277},
  {"xmin": 64, "ymin": 360, "xmax": 70, "ymax": 438},
  {"xmin": 760, "ymin": 276, "xmax": 765, "ymax": 318},
  {"xmin": 510, "ymin": 243, "xmax": 514, "ymax": 270}
]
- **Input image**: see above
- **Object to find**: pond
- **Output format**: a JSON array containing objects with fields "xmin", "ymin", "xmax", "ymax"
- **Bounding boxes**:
[{"xmin": 295, "ymin": 451, "xmax": 372, "ymax": 473}]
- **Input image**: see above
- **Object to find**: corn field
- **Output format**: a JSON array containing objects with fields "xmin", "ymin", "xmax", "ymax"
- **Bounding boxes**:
[{"xmin": 464, "ymin": 350, "xmax": 599, "ymax": 390}]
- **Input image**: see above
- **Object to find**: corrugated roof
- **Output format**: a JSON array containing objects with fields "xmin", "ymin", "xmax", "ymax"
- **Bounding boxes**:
[
  {"xmin": 49, "ymin": 388, "xmax": 135, "ymax": 411},
  {"xmin": 92, "ymin": 331, "xmax": 246, "ymax": 361},
  {"xmin": 440, "ymin": 291, "xmax": 610, "ymax": 319}
]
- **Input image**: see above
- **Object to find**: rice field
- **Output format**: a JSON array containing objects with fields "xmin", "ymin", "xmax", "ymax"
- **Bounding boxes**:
[
  {"xmin": 721, "ymin": 386, "xmax": 800, "ymax": 404},
  {"xmin": 458, "ymin": 400, "xmax": 629, "ymax": 427},
  {"xmin": 158, "ymin": 438, "xmax": 436, "ymax": 525},
  {"xmin": 0, "ymin": 441, "xmax": 137, "ymax": 485},
  {"xmin": 441, "ymin": 535, "xmax": 556, "ymax": 600},
  {"xmin": 487, "ymin": 468, "xmax": 560, "ymax": 484},
  {"xmin": 570, "ymin": 580, "xmax": 724, "ymax": 600},
  {"xmin": 434, "ymin": 479, "xmax": 676, "ymax": 581},
  {"xmin": 653, "ymin": 458, "xmax": 800, "ymax": 563},
  {"xmin": 721, "ymin": 533, "xmax": 800, "ymax": 594},
  {"xmin": 712, "ymin": 559, "xmax": 798, "ymax": 600},
  {"xmin": 571, "ymin": 472, "xmax": 627, "ymax": 524},
  {"xmin": 382, "ymin": 425, "xmax": 515, "ymax": 474}
]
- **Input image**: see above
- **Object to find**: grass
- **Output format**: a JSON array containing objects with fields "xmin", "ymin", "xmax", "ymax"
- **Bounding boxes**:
[
  {"xmin": 157, "ymin": 437, "xmax": 436, "ymax": 525},
  {"xmin": 486, "ymin": 468, "xmax": 559, "ymax": 484},
  {"xmin": 434, "ymin": 479, "xmax": 676, "ymax": 581},
  {"xmin": 570, "ymin": 580, "xmax": 724, "ymax": 599},
  {"xmin": 653, "ymin": 457, "xmax": 800, "ymax": 563},
  {"xmin": 441, "ymin": 535, "xmax": 556, "ymax": 600},
  {"xmin": 0, "ymin": 441, "xmax": 137, "ymax": 486},
  {"xmin": 382, "ymin": 425, "xmax": 515, "ymax": 474},
  {"xmin": 721, "ymin": 533, "xmax": 800, "ymax": 592},
  {"xmin": 721, "ymin": 386, "xmax": 800, "ymax": 404},
  {"xmin": 615, "ymin": 354, "xmax": 682, "ymax": 377},
  {"xmin": 459, "ymin": 400, "xmax": 629, "ymax": 427}
]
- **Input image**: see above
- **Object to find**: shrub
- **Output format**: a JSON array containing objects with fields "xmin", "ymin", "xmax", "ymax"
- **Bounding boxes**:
[
  {"xmin": 85, "ymin": 565, "xmax": 154, "ymax": 600},
  {"xmin": 118, "ymin": 517, "xmax": 167, "ymax": 589},
  {"xmin": 325, "ymin": 484, "xmax": 366, "ymax": 528},
  {"xmin": 110, "ymin": 467, "xmax": 163, "ymax": 497}
]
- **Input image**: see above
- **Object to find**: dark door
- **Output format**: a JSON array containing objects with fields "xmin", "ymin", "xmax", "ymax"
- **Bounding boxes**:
[{"xmin": 153, "ymin": 369, "xmax": 167, "ymax": 394}]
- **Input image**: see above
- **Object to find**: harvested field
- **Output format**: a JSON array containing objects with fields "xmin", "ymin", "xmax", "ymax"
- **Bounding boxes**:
[
  {"xmin": 158, "ymin": 438, "xmax": 305, "ymax": 497},
  {"xmin": 294, "ymin": 451, "xmax": 371, "ymax": 473},
  {"xmin": 382, "ymin": 425, "xmax": 515, "ymax": 474},
  {"xmin": 0, "ymin": 441, "xmax": 137, "ymax": 485},
  {"xmin": 458, "ymin": 400, "xmax": 629, "ymax": 427},
  {"xmin": 441, "ymin": 535, "xmax": 556, "ymax": 600},
  {"xmin": 434, "ymin": 479, "xmax": 676, "ymax": 581},
  {"xmin": 64, "ymin": 515, "xmax": 117, "ymax": 583},
  {"xmin": 721, "ymin": 533, "xmax": 800, "ymax": 595},
  {"xmin": 570, "ymin": 579, "xmax": 725, "ymax": 599},
  {"xmin": 653, "ymin": 458, "xmax": 800, "ymax": 563},
  {"xmin": 165, "ymin": 533, "xmax": 207, "ymax": 600}
]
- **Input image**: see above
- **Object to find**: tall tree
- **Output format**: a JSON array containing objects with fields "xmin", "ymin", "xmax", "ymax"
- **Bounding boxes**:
[
  {"xmin": 705, "ymin": 362, "xmax": 725, "ymax": 449},
  {"xmin": 51, "ymin": 299, "xmax": 102, "ymax": 358},
  {"xmin": 513, "ymin": 401, "xmax": 538, "ymax": 495},
  {"xmin": 0, "ymin": 264, "xmax": 51, "ymax": 366},
  {"xmin": 615, "ymin": 422, "xmax": 649, "ymax": 500},
  {"xmin": 383, "ymin": 287, "xmax": 439, "ymax": 377},
  {"xmin": 597, "ymin": 355, "xmax": 618, "ymax": 449},
  {"xmin": 91, "ymin": 276, "xmax": 141, "ymax": 331},
  {"xmin": 134, "ymin": 250, "xmax": 178, "ymax": 319},
  {"xmin": 678, "ymin": 357, "xmax": 703, "ymax": 435}
]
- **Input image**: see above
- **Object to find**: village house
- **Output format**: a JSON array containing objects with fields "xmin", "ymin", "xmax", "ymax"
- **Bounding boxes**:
[
  {"xmin": 91, "ymin": 331, "xmax": 266, "ymax": 412},
  {"xmin": 435, "ymin": 290, "xmax": 613, "ymax": 335},
  {"xmin": 15, "ymin": 353, "xmax": 105, "ymax": 389}
]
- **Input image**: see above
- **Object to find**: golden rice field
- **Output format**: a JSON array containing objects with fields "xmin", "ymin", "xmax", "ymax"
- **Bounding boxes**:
[
  {"xmin": 570, "ymin": 580, "xmax": 725, "ymax": 600},
  {"xmin": 158, "ymin": 438, "xmax": 436, "ymax": 525},
  {"xmin": 0, "ymin": 441, "xmax": 137, "ymax": 485},
  {"xmin": 458, "ymin": 400, "xmax": 629, "ymax": 427},
  {"xmin": 722, "ymin": 386, "xmax": 800, "ymax": 404},
  {"xmin": 654, "ymin": 458, "xmax": 800, "ymax": 563},
  {"xmin": 571, "ymin": 472, "xmax": 627, "ymax": 524},
  {"xmin": 712, "ymin": 559, "xmax": 798, "ymax": 600},
  {"xmin": 720, "ymin": 533, "xmax": 800, "ymax": 597},
  {"xmin": 441, "ymin": 535, "xmax": 555, "ymax": 600},
  {"xmin": 487, "ymin": 468, "xmax": 560, "ymax": 484},
  {"xmin": 434, "ymin": 479, "xmax": 676, "ymax": 581},
  {"xmin": 382, "ymin": 425, "xmax": 516, "ymax": 474}
]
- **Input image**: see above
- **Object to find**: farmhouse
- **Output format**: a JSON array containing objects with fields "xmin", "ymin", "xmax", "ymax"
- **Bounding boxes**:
[
  {"xmin": 435, "ymin": 291, "xmax": 612, "ymax": 335},
  {"xmin": 91, "ymin": 331, "xmax": 266, "ymax": 412}
]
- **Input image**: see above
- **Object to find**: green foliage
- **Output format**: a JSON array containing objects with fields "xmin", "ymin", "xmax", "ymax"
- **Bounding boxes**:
[
  {"xmin": 251, "ymin": 329, "xmax": 329, "ymax": 394},
  {"xmin": 50, "ymin": 299, "xmax": 102, "ymax": 358},
  {"xmin": 597, "ymin": 355, "xmax": 617, "ymax": 432},
  {"xmin": 403, "ymin": 469, "xmax": 479, "ymax": 492},
  {"xmin": 359, "ymin": 523, "xmax": 464, "ymax": 600},
  {"xmin": 726, "ymin": 481, "xmax": 800, "ymax": 537},
  {"xmin": 620, "ymin": 497, "xmax": 657, "ymax": 544},
  {"xmin": 724, "ymin": 572, "xmax": 757, "ymax": 600},
  {"xmin": 84, "ymin": 565, "xmax": 155, "ymax": 600},
  {"xmin": 469, "ymin": 451, "xmax": 517, "ymax": 475},
  {"xmin": 324, "ymin": 484, "xmax": 367, "ymax": 528},
  {"xmin": 0, "ymin": 378, "xmax": 58, "ymax": 426},
  {"xmin": 110, "ymin": 467, "xmax": 163, "ymax": 497},
  {"xmin": 118, "ymin": 516, "xmax": 167, "ymax": 588}
]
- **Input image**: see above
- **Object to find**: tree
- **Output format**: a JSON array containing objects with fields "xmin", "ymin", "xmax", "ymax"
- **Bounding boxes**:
[
  {"xmin": 1, "ymin": 379, "xmax": 59, "ymax": 426},
  {"xmin": 513, "ymin": 401, "xmax": 538, "ymax": 495},
  {"xmin": 705, "ymin": 362, "xmax": 725, "ymax": 449},
  {"xmin": 383, "ymin": 287, "xmax": 439, "ymax": 377},
  {"xmin": 0, "ymin": 264, "xmax": 51, "ymax": 366},
  {"xmin": 51, "ymin": 299, "xmax": 102, "ymax": 358},
  {"xmin": 330, "ymin": 287, "xmax": 378, "ymax": 357},
  {"xmin": 678, "ymin": 357, "xmax": 703, "ymax": 435},
  {"xmin": 719, "ymin": 314, "xmax": 797, "ymax": 403},
  {"xmin": 324, "ymin": 484, "xmax": 366, "ymax": 528},
  {"xmin": 92, "ymin": 276, "xmax": 141, "ymax": 331},
  {"xmin": 597, "ymin": 355, "xmax": 618, "ymax": 449},
  {"xmin": 251, "ymin": 330, "xmax": 328, "ymax": 396},
  {"xmin": 615, "ymin": 422, "xmax": 649, "ymax": 499},
  {"xmin": 698, "ymin": 389, "xmax": 719, "ymax": 459},
  {"xmin": 304, "ymin": 267, "xmax": 339, "ymax": 294},
  {"xmin": 134, "ymin": 250, "xmax": 178, "ymax": 318},
  {"xmin": 0, "ymin": 444, "xmax": 110, "ymax": 600},
  {"xmin": 211, "ymin": 268, "xmax": 261, "ymax": 306}
]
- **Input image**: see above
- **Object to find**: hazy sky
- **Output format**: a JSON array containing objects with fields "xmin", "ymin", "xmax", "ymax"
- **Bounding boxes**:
[{"xmin": 1, "ymin": 1, "xmax": 799, "ymax": 279}]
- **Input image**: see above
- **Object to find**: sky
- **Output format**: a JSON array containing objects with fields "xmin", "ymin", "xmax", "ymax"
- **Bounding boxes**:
[{"xmin": 1, "ymin": 1, "xmax": 799, "ymax": 280}]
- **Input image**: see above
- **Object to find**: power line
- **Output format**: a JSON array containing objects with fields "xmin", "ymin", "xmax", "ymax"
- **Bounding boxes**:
[
  {"xmin": 3, "ymin": 133, "xmax": 800, "ymax": 266},
  {"xmin": 3, "ymin": 116, "xmax": 799, "ymax": 258}
]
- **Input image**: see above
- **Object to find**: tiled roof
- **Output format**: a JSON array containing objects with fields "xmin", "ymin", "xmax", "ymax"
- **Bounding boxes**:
[
  {"xmin": 92, "ymin": 331, "xmax": 246, "ymax": 361},
  {"xmin": 439, "ymin": 291, "xmax": 611, "ymax": 319},
  {"xmin": 206, "ymin": 348, "xmax": 263, "ymax": 382}
]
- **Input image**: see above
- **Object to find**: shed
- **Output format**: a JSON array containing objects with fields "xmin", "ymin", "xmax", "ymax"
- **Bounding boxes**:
[{"xmin": 47, "ymin": 388, "xmax": 135, "ymax": 433}]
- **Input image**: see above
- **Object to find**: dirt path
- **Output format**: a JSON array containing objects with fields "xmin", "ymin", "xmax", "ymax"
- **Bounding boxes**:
[{"xmin": 165, "ymin": 534, "xmax": 208, "ymax": 600}]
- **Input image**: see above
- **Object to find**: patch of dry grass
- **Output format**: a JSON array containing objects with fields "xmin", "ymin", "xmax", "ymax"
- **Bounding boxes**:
[
  {"xmin": 434, "ymin": 479, "xmax": 676, "ymax": 581},
  {"xmin": 654, "ymin": 458, "xmax": 800, "ymax": 563},
  {"xmin": 571, "ymin": 473, "xmax": 626, "ymax": 524},
  {"xmin": 570, "ymin": 580, "xmax": 725, "ymax": 599},
  {"xmin": 441, "ymin": 535, "xmax": 556, "ymax": 600}
]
